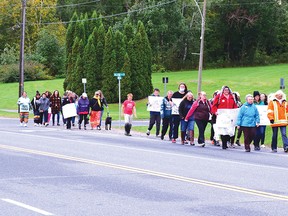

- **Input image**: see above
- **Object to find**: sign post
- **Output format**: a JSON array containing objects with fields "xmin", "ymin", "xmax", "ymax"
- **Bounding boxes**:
[
  {"xmin": 280, "ymin": 78, "xmax": 285, "ymax": 89},
  {"xmin": 114, "ymin": 72, "xmax": 125, "ymax": 128},
  {"xmin": 162, "ymin": 77, "xmax": 168, "ymax": 96},
  {"xmin": 82, "ymin": 78, "xmax": 87, "ymax": 93}
]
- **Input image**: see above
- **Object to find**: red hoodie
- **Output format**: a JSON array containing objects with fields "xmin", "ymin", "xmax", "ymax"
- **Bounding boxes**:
[{"xmin": 211, "ymin": 93, "xmax": 237, "ymax": 114}]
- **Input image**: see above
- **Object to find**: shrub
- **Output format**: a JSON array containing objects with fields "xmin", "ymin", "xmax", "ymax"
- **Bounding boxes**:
[{"xmin": 0, "ymin": 61, "xmax": 53, "ymax": 83}]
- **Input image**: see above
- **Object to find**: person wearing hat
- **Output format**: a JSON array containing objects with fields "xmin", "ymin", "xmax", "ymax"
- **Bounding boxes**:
[
  {"xmin": 77, "ymin": 92, "xmax": 89, "ymax": 130},
  {"xmin": 267, "ymin": 90, "xmax": 288, "ymax": 153},
  {"xmin": 146, "ymin": 88, "xmax": 161, "ymax": 137}
]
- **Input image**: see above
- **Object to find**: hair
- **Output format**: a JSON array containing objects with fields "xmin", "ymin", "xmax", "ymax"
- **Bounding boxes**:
[
  {"xmin": 53, "ymin": 90, "xmax": 59, "ymax": 97},
  {"xmin": 182, "ymin": 91, "xmax": 194, "ymax": 100},
  {"xmin": 97, "ymin": 90, "xmax": 105, "ymax": 99},
  {"xmin": 167, "ymin": 90, "xmax": 173, "ymax": 95},
  {"xmin": 154, "ymin": 88, "xmax": 160, "ymax": 92},
  {"xmin": 178, "ymin": 83, "xmax": 188, "ymax": 92},
  {"xmin": 127, "ymin": 93, "xmax": 133, "ymax": 98},
  {"xmin": 21, "ymin": 91, "xmax": 27, "ymax": 96},
  {"xmin": 245, "ymin": 94, "xmax": 253, "ymax": 101}
]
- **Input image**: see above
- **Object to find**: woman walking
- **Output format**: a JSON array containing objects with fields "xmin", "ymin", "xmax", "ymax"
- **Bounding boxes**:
[
  {"xmin": 160, "ymin": 91, "xmax": 174, "ymax": 140},
  {"xmin": 122, "ymin": 93, "xmax": 137, "ymax": 136},
  {"xmin": 31, "ymin": 91, "xmax": 41, "ymax": 126},
  {"xmin": 185, "ymin": 91, "xmax": 211, "ymax": 147},
  {"xmin": 50, "ymin": 90, "xmax": 62, "ymax": 126},
  {"xmin": 77, "ymin": 93, "xmax": 89, "ymax": 130},
  {"xmin": 179, "ymin": 92, "xmax": 195, "ymax": 145},
  {"xmin": 237, "ymin": 94, "xmax": 260, "ymax": 152},
  {"xmin": 39, "ymin": 93, "xmax": 50, "ymax": 127},
  {"xmin": 17, "ymin": 91, "xmax": 32, "ymax": 127},
  {"xmin": 89, "ymin": 91, "xmax": 104, "ymax": 130}
]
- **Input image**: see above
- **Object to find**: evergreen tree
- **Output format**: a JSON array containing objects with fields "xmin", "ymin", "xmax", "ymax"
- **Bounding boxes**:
[
  {"xmin": 102, "ymin": 27, "xmax": 117, "ymax": 102},
  {"xmin": 74, "ymin": 18, "xmax": 86, "ymax": 45},
  {"xmin": 65, "ymin": 37, "xmax": 79, "ymax": 90},
  {"xmin": 123, "ymin": 22, "xmax": 134, "ymax": 44},
  {"xmin": 65, "ymin": 12, "xmax": 78, "ymax": 59},
  {"xmin": 120, "ymin": 53, "xmax": 132, "ymax": 101},
  {"xmin": 114, "ymin": 30, "xmax": 126, "ymax": 72}
]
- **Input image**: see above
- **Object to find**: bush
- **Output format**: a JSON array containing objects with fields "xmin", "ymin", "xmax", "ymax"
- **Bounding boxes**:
[
  {"xmin": 0, "ymin": 61, "xmax": 53, "ymax": 83},
  {"xmin": 152, "ymin": 64, "xmax": 167, "ymax": 73}
]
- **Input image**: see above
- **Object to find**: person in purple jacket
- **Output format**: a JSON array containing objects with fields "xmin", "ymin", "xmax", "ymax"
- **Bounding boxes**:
[{"xmin": 77, "ymin": 93, "xmax": 90, "ymax": 130}]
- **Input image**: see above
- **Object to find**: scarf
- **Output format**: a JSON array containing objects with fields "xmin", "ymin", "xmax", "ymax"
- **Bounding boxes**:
[{"xmin": 94, "ymin": 96, "xmax": 101, "ymax": 107}]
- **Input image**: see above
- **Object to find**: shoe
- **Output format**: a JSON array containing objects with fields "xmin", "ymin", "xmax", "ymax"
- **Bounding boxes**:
[
  {"xmin": 160, "ymin": 135, "xmax": 164, "ymax": 140},
  {"xmin": 211, "ymin": 140, "xmax": 215, "ymax": 145},
  {"xmin": 184, "ymin": 140, "xmax": 189, "ymax": 144},
  {"xmin": 230, "ymin": 143, "xmax": 236, "ymax": 148},
  {"xmin": 146, "ymin": 130, "xmax": 150, "ymax": 136},
  {"xmin": 254, "ymin": 147, "xmax": 260, "ymax": 151},
  {"xmin": 45, "ymin": 123, "xmax": 49, "ymax": 127},
  {"xmin": 34, "ymin": 123, "xmax": 37, "ymax": 126},
  {"xmin": 57, "ymin": 123, "xmax": 60, "ymax": 126},
  {"xmin": 271, "ymin": 149, "xmax": 277, "ymax": 153},
  {"xmin": 171, "ymin": 139, "xmax": 176, "ymax": 143},
  {"xmin": 84, "ymin": 126, "xmax": 86, "ymax": 130},
  {"xmin": 245, "ymin": 149, "xmax": 251, "ymax": 152},
  {"xmin": 78, "ymin": 124, "xmax": 81, "ymax": 130},
  {"xmin": 215, "ymin": 141, "xmax": 220, "ymax": 146},
  {"xmin": 19, "ymin": 123, "xmax": 23, "ymax": 127},
  {"xmin": 23, "ymin": 123, "xmax": 27, "ymax": 127},
  {"xmin": 236, "ymin": 140, "xmax": 241, "ymax": 146},
  {"xmin": 72, "ymin": 123, "xmax": 75, "ymax": 127},
  {"xmin": 284, "ymin": 148, "xmax": 288, "ymax": 153},
  {"xmin": 261, "ymin": 144, "xmax": 266, "ymax": 148},
  {"xmin": 190, "ymin": 143, "xmax": 195, "ymax": 146},
  {"xmin": 97, "ymin": 126, "xmax": 101, "ymax": 130}
]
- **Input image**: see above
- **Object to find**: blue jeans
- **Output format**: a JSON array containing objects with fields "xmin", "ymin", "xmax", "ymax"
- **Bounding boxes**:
[
  {"xmin": 180, "ymin": 119, "xmax": 195, "ymax": 131},
  {"xmin": 271, "ymin": 126, "xmax": 288, "ymax": 150},
  {"xmin": 254, "ymin": 125, "xmax": 266, "ymax": 147}
]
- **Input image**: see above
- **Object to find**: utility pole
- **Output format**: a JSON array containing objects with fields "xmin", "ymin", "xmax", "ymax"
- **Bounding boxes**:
[
  {"xmin": 197, "ymin": 0, "xmax": 207, "ymax": 94},
  {"xmin": 19, "ymin": 0, "xmax": 27, "ymax": 98}
]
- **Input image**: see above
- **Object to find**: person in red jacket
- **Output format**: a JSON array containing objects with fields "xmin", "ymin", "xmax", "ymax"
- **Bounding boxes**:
[{"xmin": 211, "ymin": 86, "xmax": 238, "ymax": 149}]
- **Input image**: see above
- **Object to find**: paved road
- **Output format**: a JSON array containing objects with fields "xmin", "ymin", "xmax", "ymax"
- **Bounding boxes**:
[{"xmin": 0, "ymin": 118, "xmax": 288, "ymax": 216}]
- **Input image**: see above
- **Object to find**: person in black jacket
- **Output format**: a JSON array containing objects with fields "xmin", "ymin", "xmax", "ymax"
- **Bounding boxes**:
[
  {"xmin": 178, "ymin": 92, "xmax": 195, "ymax": 145},
  {"xmin": 171, "ymin": 83, "xmax": 188, "ymax": 143},
  {"xmin": 146, "ymin": 88, "xmax": 161, "ymax": 137}
]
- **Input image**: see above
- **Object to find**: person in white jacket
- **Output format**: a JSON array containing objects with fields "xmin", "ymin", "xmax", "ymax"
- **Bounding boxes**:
[{"xmin": 17, "ymin": 91, "xmax": 32, "ymax": 127}]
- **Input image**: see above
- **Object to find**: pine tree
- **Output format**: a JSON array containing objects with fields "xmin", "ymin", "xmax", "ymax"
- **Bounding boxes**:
[
  {"xmin": 120, "ymin": 53, "xmax": 132, "ymax": 101},
  {"xmin": 114, "ymin": 30, "xmax": 126, "ymax": 72},
  {"xmin": 102, "ymin": 27, "xmax": 117, "ymax": 102}
]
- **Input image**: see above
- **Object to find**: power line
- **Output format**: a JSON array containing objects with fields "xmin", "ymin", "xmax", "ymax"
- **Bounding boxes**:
[
  {"xmin": 26, "ymin": 0, "xmax": 100, "ymax": 9},
  {"xmin": 27, "ymin": 0, "xmax": 177, "ymax": 25}
]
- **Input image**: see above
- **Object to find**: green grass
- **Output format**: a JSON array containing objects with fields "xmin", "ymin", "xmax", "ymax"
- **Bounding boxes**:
[{"xmin": 1, "ymin": 64, "xmax": 287, "ymax": 146}]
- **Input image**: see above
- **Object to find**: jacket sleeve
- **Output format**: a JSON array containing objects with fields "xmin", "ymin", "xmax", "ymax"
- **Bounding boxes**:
[
  {"xmin": 255, "ymin": 106, "xmax": 260, "ymax": 124},
  {"xmin": 267, "ymin": 101, "xmax": 274, "ymax": 120},
  {"xmin": 178, "ymin": 100, "xmax": 185, "ymax": 119},
  {"xmin": 211, "ymin": 95, "xmax": 219, "ymax": 114},
  {"xmin": 160, "ymin": 98, "xmax": 165, "ymax": 119},
  {"xmin": 185, "ymin": 101, "xmax": 197, "ymax": 121},
  {"xmin": 236, "ymin": 106, "xmax": 243, "ymax": 126}
]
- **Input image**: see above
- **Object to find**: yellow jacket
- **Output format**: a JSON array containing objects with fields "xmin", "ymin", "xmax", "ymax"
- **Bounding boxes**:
[{"xmin": 267, "ymin": 99, "xmax": 288, "ymax": 127}]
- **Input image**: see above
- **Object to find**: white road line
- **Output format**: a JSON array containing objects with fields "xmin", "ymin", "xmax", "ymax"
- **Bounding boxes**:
[
  {"xmin": 1, "ymin": 198, "xmax": 54, "ymax": 215},
  {"xmin": 1, "ymin": 130, "xmax": 288, "ymax": 171}
]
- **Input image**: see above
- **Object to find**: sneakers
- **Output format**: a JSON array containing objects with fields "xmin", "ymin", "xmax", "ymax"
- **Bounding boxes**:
[
  {"xmin": 261, "ymin": 144, "xmax": 266, "ymax": 148},
  {"xmin": 284, "ymin": 147, "xmax": 288, "ymax": 153},
  {"xmin": 57, "ymin": 123, "xmax": 60, "ymax": 126},
  {"xmin": 171, "ymin": 139, "xmax": 176, "ymax": 143},
  {"xmin": 230, "ymin": 143, "xmax": 236, "ymax": 148},
  {"xmin": 254, "ymin": 147, "xmax": 261, "ymax": 151},
  {"xmin": 160, "ymin": 135, "xmax": 164, "ymax": 140},
  {"xmin": 197, "ymin": 143, "xmax": 205, "ymax": 147},
  {"xmin": 271, "ymin": 149, "xmax": 277, "ymax": 153},
  {"xmin": 23, "ymin": 123, "xmax": 27, "ymax": 127},
  {"xmin": 45, "ymin": 123, "xmax": 49, "ymax": 127},
  {"xmin": 19, "ymin": 122, "xmax": 23, "ymax": 127},
  {"xmin": 146, "ymin": 130, "xmax": 150, "ymax": 136},
  {"xmin": 97, "ymin": 126, "xmax": 101, "ymax": 130}
]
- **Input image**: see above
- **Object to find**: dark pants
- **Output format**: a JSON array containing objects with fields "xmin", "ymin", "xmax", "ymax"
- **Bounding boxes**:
[
  {"xmin": 271, "ymin": 126, "xmax": 288, "ymax": 150},
  {"xmin": 254, "ymin": 125, "xmax": 266, "ymax": 148},
  {"xmin": 242, "ymin": 126, "xmax": 257, "ymax": 151},
  {"xmin": 78, "ymin": 114, "xmax": 89, "ymax": 126},
  {"xmin": 221, "ymin": 135, "xmax": 231, "ymax": 149},
  {"xmin": 161, "ymin": 117, "xmax": 172, "ymax": 139},
  {"xmin": 40, "ymin": 110, "xmax": 48, "ymax": 124},
  {"xmin": 195, "ymin": 119, "xmax": 208, "ymax": 144},
  {"xmin": 236, "ymin": 127, "xmax": 243, "ymax": 139},
  {"xmin": 261, "ymin": 126, "xmax": 266, "ymax": 144},
  {"xmin": 66, "ymin": 117, "xmax": 72, "ymax": 129},
  {"xmin": 52, "ymin": 112, "xmax": 60, "ymax": 125},
  {"xmin": 148, "ymin": 113, "xmax": 161, "ymax": 135},
  {"xmin": 171, "ymin": 115, "xmax": 181, "ymax": 139}
]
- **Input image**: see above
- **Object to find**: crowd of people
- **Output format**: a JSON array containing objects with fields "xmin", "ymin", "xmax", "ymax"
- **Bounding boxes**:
[
  {"xmin": 17, "ymin": 83, "xmax": 288, "ymax": 153},
  {"xmin": 146, "ymin": 84, "xmax": 288, "ymax": 153}
]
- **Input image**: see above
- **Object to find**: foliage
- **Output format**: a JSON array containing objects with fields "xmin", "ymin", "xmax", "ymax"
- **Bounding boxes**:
[
  {"xmin": 0, "ymin": 61, "xmax": 52, "ymax": 83},
  {"xmin": 0, "ymin": 44, "xmax": 18, "ymax": 65}
]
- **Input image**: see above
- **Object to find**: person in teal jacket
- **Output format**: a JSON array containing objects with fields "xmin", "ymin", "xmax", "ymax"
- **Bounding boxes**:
[{"xmin": 236, "ymin": 94, "xmax": 260, "ymax": 152}]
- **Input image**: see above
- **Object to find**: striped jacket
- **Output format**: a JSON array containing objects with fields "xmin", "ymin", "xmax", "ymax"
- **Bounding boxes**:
[{"xmin": 267, "ymin": 99, "xmax": 288, "ymax": 127}]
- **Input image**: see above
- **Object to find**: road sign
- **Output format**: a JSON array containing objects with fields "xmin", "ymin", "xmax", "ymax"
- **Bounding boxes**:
[{"xmin": 114, "ymin": 72, "xmax": 125, "ymax": 77}]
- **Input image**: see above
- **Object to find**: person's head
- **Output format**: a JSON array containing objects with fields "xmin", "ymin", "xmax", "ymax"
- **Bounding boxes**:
[
  {"xmin": 45, "ymin": 91, "xmax": 51, "ymax": 98},
  {"xmin": 53, "ymin": 90, "xmax": 59, "ymax": 97},
  {"xmin": 222, "ymin": 86, "xmax": 231, "ymax": 96},
  {"xmin": 82, "ymin": 92, "xmax": 87, "ymax": 99},
  {"xmin": 94, "ymin": 91, "xmax": 100, "ymax": 98},
  {"xmin": 246, "ymin": 94, "xmax": 254, "ymax": 104},
  {"xmin": 167, "ymin": 90, "xmax": 173, "ymax": 99},
  {"xmin": 97, "ymin": 90, "xmax": 104, "ymax": 99},
  {"xmin": 253, "ymin": 91, "xmax": 260, "ymax": 102},
  {"xmin": 153, "ymin": 88, "xmax": 160, "ymax": 96},
  {"xmin": 42, "ymin": 93, "xmax": 47, "ymax": 98},
  {"xmin": 199, "ymin": 91, "xmax": 207, "ymax": 100},
  {"xmin": 260, "ymin": 93, "xmax": 267, "ymax": 102},
  {"xmin": 127, "ymin": 93, "xmax": 133, "ymax": 101},
  {"xmin": 186, "ymin": 92, "xmax": 194, "ymax": 101},
  {"xmin": 22, "ymin": 91, "xmax": 27, "ymax": 97},
  {"xmin": 178, "ymin": 83, "xmax": 187, "ymax": 94},
  {"xmin": 213, "ymin": 90, "xmax": 219, "ymax": 97},
  {"xmin": 275, "ymin": 90, "xmax": 285, "ymax": 100}
]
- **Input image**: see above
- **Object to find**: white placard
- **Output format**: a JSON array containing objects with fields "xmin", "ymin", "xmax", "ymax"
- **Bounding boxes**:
[
  {"xmin": 147, "ymin": 96, "xmax": 163, "ymax": 112},
  {"xmin": 62, "ymin": 103, "xmax": 77, "ymax": 119},
  {"xmin": 256, "ymin": 105, "xmax": 270, "ymax": 126},
  {"xmin": 215, "ymin": 108, "xmax": 239, "ymax": 136},
  {"xmin": 171, "ymin": 98, "xmax": 182, "ymax": 115}
]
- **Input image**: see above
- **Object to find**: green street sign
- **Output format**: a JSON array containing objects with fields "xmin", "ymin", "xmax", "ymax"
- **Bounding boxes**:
[{"xmin": 114, "ymin": 72, "xmax": 125, "ymax": 77}]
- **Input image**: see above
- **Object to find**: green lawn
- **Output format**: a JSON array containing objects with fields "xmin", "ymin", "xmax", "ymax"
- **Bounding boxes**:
[{"xmin": 1, "ymin": 64, "xmax": 287, "ymax": 146}]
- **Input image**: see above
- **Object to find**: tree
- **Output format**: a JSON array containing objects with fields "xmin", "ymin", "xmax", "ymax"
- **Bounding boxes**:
[
  {"xmin": 102, "ymin": 27, "xmax": 117, "ymax": 102},
  {"xmin": 120, "ymin": 53, "xmax": 132, "ymax": 101}
]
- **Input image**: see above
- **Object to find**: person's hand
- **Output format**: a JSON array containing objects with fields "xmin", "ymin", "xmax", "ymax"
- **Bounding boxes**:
[
  {"xmin": 270, "ymin": 119, "xmax": 274, "ymax": 124},
  {"xmin": 256, "ymin": 124, "xmax": 260, "ymax": 127},
  {"xmin": 237, "ymin": 126, "xmax": 240, "ymax": 129}
]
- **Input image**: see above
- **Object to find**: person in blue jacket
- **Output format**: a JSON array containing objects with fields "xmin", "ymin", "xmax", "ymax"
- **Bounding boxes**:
[{"xmin": 236, "ymin": 94, "xmax": 260, "ymax": 152}]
